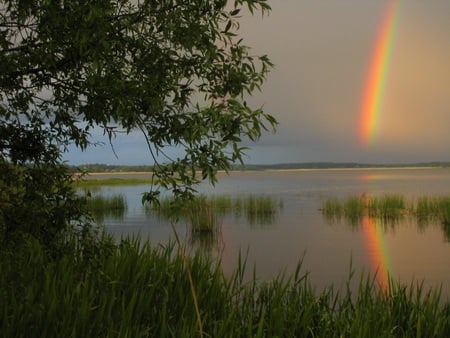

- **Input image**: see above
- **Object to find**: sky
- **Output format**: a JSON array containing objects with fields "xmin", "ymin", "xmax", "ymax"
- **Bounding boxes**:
[{"xmin": 65, "ymin": 0, "xmax": 450, "ymax": 165}]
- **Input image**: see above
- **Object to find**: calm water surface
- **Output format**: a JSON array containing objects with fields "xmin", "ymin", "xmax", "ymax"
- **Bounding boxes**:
[{"xmin": 88, "ymin": 168, "xmax": 450, "ymax": 297}]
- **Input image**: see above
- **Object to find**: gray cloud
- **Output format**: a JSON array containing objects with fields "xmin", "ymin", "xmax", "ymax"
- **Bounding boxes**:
[{"xmin": 66, "ymin": 0, "xmax": 450, "ymax": 165}]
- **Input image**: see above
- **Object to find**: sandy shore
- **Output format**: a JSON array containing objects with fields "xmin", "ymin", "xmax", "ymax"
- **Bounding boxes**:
[{"xmin": 77, "ymin": 166, "xmax": 444, "ymax": 180}]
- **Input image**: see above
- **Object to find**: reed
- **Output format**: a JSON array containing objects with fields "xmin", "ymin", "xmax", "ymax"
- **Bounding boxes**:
[
  {"xmin": 210, "ymin": 195, "xmax": 233, "ymax": 212},
  {"xmin": 321, "ymin": 196, "xmax": 365, "ymax": 224},
  {"xmin": 437, "ymin": 197, "xmax": 450, "ymax": 224},
  {"xmin": 147, "ymin": 195, "xmax": 223, "ymax": 233},
  {"xmin": 86, "ymin": 194, "xmax": 127, "ymax": 221},
  {"xmin": 186, "ymin": 196, "xmax": 219, "ymax": 233},
  {"xmin": 234, "ymin": 194, "xmax": 283, "ymax": 225},
  {"xmin": 322, "ymin": 194, "xmax": 410, "ymax": 222},
  {"xmin": 86, "ymin": 194, "xmax": 127, "ymax": 211},
  {"xmin": 148, "ymin": 194, "xmax": 283, "ymax": 229},
  {"xmin": 2, "ymin": 236, "xmax": 449, "ymax": 337},
  {"xmin": 367, "ymin": 194, "xmax": 405, "ymax": 219},
  {"xmin": 414, "ymin": 196, "xmax": 450, "ymax": 223},
  {"xmin": 321, "ymin": 197, "xmax": 343, "ymax": 221},
  {"xmin": 322, "ymin": 194, "xmax": 450, "ymax": 239},
  {"xmin": 343, "ymin": 196, "xmax": 365, "ymax": 222}
]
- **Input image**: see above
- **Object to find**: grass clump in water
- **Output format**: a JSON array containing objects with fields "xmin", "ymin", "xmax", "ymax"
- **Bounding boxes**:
[
  {"xmin": 322, "ymin": 194, "xmax": 450, "ymax": 239},
  {"xmin": 416, "ymin": 196, "xmax": 450, "ymax": 221},
  {"xmin": 367, "ymin": 194, "xmax": 406, "ymax": 219},
  {"xmin": 148, "ymin": 194, "xmax": 283, "ymax": 229},
  {"xmin": 235, "ymin": 194, "xmax": 282, "ymax": 225},
  {"xmin": 322, "ymin": 194, "xmax": 408, "ymax": 223},
  {"xmin": 321, "ymin": 196, "xmax": 365, "ymax": 225},
  {"xmin": 86, "ymin": 194, "xmax": 127, "ymax": 221},
  {"xmin": 148, "ymin": 195, "xmax": 222, "ymax": 233},
  {"xmin": 186, "ymin": 195, "xmax": 219, "ymax": 233},
  {"xmin": 343, "ymin": 196, "xmax": 365, "ymax": 223},
  {"xmin": 415, "ymin": 196, "xmax": 450, "ymax": 241}
]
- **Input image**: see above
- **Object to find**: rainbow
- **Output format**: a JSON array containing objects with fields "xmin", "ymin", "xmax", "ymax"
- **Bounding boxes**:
[{"xmin": 359, "ymin": 0, "xmax": 402, "ymax": 145}]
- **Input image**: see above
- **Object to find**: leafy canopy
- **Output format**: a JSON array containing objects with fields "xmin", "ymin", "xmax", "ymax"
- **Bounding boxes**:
[{"xmin": 1, "ymin": 0, "xmax": 275, "ymax": 205}]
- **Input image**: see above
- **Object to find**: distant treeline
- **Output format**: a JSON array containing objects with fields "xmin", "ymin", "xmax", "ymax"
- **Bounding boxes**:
[
  {"xmin": 67, "ymin": 162, "xmax": 450, "ymax": 173},
  {"xmin": 67, "ymin": 164, "xmax": 154, "ymax": 173},
  {"xmin": 239, "ymin": 162, "xmax": 450, "ymax": 170}
]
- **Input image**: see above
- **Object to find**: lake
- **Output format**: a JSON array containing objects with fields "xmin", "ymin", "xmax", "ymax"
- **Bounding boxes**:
[{"xmin": 86, "ymin": 168, "xmax": 450, "ymax": 298}]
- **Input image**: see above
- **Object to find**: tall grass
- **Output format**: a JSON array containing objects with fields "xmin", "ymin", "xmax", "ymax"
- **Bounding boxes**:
[
  {"xmin": 186, "ymin": 195, "xmax": 220, "ymax": 233},
  {"xmin": 321, "ymin": 196, "xmax": 365, "ymax": 225},
  {"xmin": 147, "ymin": 194, "xmax": 283, "ymax": 230},
  {"xmin": 234, "ymin": 194, "xmax": 283, "ymax": 225},
  {"xmin": 1, "ymin": 236, "xmax": 449, "ymax": 337},
  {"xmin": 322, "ymin": 194, "xmax": 450, "ymax": 224},
  {"xmin": 322, "ymin": 197, "xmax": 343, "ymax": 222},
  {"xmin": 147, "ymin": 195, "xmax": 222, "ymax": 233},
  {"xmin": 416, "ymin": 196, "xmax": 450, "ymax": 221},
  {"xmin": 367, "ymin": 194, "xmax": 406, "ymax": 219},
  {"xmin": 86, "ymin": 194, "xmax": 127, "ymax": 222},
  {"xmin": 343, "ymin": 196, "xmax": 365, "ymax": 224},
  {"xmin": 415, "ymin": 196, "xmax": 450, "ymax": 241}
]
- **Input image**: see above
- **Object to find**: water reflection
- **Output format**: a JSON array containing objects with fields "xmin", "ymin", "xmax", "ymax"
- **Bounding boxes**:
[
  {"xmin": 91, "ymin": 208, "xmax": 127, "ymax": 223},
  {"xmin": 81, "ymin": 169, "xmax": 450, "ymax": 298},
  {"xmin": 144, "ymin": 194, "xmax": 284, "ymax": 230},
  {"xmin": 324, "ymin": 208, "xmax": 450, "ymax": 242},
  {"xmin": 85, "ymin": 193, "xmax": 128, "ymax": 223},
  {"xmin": 322, "ymin": 193, "xmax": 450, "ymax": 241},
  {"xmin": 189, "ymin": 227, "xmax": 224, "ymax": 254},
  {"xmin": 96, "ymin": 193, "xmax": 283, "ymax": 252},
  {"xmin": 361, "ymin": 216, "xmax": 391, "ymax": 292}
]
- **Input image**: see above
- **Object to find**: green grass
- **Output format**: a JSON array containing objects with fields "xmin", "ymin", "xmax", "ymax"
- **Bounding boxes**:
[
  {"xmin": 147, "ymin": 195, "xmax": 222, "ymax": 233},
  {"xmin": 186, "ymin": 195, "xmax": 220, "ymax": 233},
  {"xmin": 234, "ymin": 194, "xmax": 283, "ymax": 225},
  {"xmin": 86, "ymin": 194, "xmax": 128, "ymax": 222},
  {"xmin": 322, "ymin": 197, "xmax": 343, "ymax": 217},
  {"xmin": 1, "ymin": 236, "xmax": 449, "ymax": 337},
  {"xmin": 343, "ymin": 196, "xmax": 365, "ymax": 223},
  {"xmin": 415, "ymin": 196, "xmax": 450, "ymax": 241},
  {"xmin": 416, "ymin": 196, "xmax": 450, "ymax": 220},
  {"xmin": 322, "ymin": 194, "xmax": 450, "ymax": 240},
  {"xmin": 75, "ymin": 177, "xmax": 154, "ymax": 187},
  {"xmin": 367, "ymin": 194, "xmax": 406, "ymax": 219},
  {"xmin": 322, "ymin": 194, "xmax": 450, "ymax": 222},
  {"xmin": 147, "ymin": 194, "xmax": 283, "ymax": 230},
  {"xmin": 322, "ymin": 196, "xmax": 365, "ymax": 225}
]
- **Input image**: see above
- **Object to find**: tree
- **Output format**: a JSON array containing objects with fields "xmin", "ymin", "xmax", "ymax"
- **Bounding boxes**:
[{"xmin": 0, "ymin": 0, "xmax": 276, "ymax": 241}]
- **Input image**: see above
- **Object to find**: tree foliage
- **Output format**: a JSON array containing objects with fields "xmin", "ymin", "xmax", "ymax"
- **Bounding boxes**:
[{"xmin": 0, "ymin": 0, "xmax": 275, "ymax": 242}]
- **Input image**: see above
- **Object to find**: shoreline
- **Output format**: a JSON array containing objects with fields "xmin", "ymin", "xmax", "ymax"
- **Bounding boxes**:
[{"xmin": 76, "ymin": 166, "xmax": 446, "ymax": 179}]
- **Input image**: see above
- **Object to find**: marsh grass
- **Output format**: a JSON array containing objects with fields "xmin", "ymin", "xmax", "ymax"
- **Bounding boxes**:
[
  {"xmin": 321, "ymin": 196, "xmax": 365, "ymax": 225},
  {"xmin": 415, "ymin": 196, "xmax": 450, "ymax": 241},
  {"xmin": 86, "ymin": 194, "xmax": 127, "ymax": 222},
  {"xmin": 147, "ymin": 195, "xmax": 222, "ymax": 233},
  {"xmin": 416, "ymin": 196, "xmax": 450, "ymax": 220},
  {"xmin": 322, "ymin": 197, "xmax": 344, "ymax": 225},
  {"xmin": 147, "ymin": 194, "xmax": 283, "ymax": 230},
  {"xmin": 322, "ymin": 194, "xmax": 450, "ymax": 222},
  {"xmin": 74, "ymin": 177, "xmax": 154, "ymax": 187},
  {"xmin": 343, "ymin": 196, "xmax": 365, "ymax": 224},
  {"xmin": 234, "ymin": 194, "xmax": 283, "ymax": 225},
  {"xmin": 2, "ymin": 236, "xmax": 449, "ymax": 337},
  {"xmin": 186, "ymin": 196, "xmax": 219, "ymax": 233},
  {"xmin": 367, "ymin": 194, "xmax": 406, "ymax": 219}
]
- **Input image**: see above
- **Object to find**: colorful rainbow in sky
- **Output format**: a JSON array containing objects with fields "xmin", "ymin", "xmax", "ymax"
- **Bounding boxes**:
[{"xmin": 359, "ymin": 0, "xmax": 402, "ymax": 146}]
